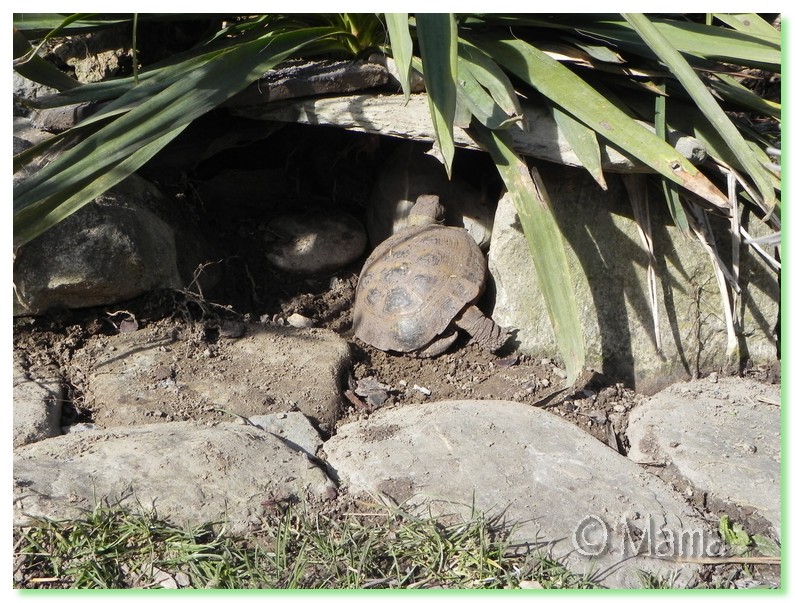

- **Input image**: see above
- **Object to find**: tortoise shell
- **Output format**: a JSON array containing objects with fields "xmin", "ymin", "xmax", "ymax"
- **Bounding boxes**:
[{"xmin": 353, "ymin": 221, "xmax": 487, "ymax": 352}]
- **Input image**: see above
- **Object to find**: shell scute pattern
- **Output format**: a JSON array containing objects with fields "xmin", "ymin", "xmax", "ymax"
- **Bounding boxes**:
[{"xmin": 354, "ymin": 217, "xmax": 487, "ymax": 353}]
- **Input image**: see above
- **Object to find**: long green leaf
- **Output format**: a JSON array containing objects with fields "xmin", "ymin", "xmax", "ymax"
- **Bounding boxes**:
[
  {"xmin": 13, "ymin": 12, "xmax": 130, "ymax": 34},
  {"xmin": 711, "ymin": 73, "xmax": 781, "ymax": 119},
  {"xmin": 415, "ymin": 13, "xmax": 458, "ymax": 178},
  {"xmin": 457, "ymin": 41, "xmax": 522, "ymax": 120},
  {"xmin": 550, "ymin": 106, "xmax": 606, "ymax": 190},
  {"xmin": 12, "ymin": 27, "xmax": 80, "ymax": 91},
  {"xmin": 14, "ymin": 127, "xmax": 186, "ymax": 246},
  {"xmin": 462, "ymin": 14, "xmax": 780, "ymax": 70},
  {"xmin": 654, "ymin": 84, "xmax": 690, "ymax": 234},
  {"xmin": 713, "ymin": 13, "xmax": 781, "ymax": 40},
  {"xmin": 622, "ymin": 13, "xmax": 776, "ymax": 214},
  {"xmin": 456, "ymin": 61, "xmax": 516, "ymax": 130},
  {"xmin": 384, "ymin": 13, "xmax": 413, "ymax": 102},
  {"xmin": 14, "ymin": 28, "xmax": 334, "ymax": 218},
  {"xmin": 23, "ymin": 19, "xmax": 279, "ymax": 110},
  {"xmin": 475, "ymin": 35, "xmax": 730, "ymax": 210},
  {"xmin": 474, "ymin": 122, "xmax": 584, "ymax": 386}
]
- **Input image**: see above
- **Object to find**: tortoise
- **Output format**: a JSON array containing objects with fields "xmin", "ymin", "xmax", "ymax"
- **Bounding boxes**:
[{"xmin": 353, "ymin": 194, "xmax": 511, "ymax": 356}]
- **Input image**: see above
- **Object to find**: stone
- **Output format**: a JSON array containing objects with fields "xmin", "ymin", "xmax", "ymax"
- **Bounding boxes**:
[
  {"xmin": 225, "ymin": 58, "xmax": 390, "ymax": 108},
  {"xmin": 235, "ymin": 94, "xmax": 706, "ymax": 174},
  {"xmin": 13, "ymin": 175, "xmax": 184, "ymax": 316},
  {"xmin": 13, "ymin": 73, "xmax": 58, "ymax": 117},
  {"xmin": 265, "ymin": 209, "xmax": 367, "ymax": 273},
  {"xmin": 12, "ymin": 356, "xmax": 64, "ymax": 447},
  {"xmin": 367, "ymin": 142, "xmax": 493, "ymax": 249},
  {"xmin": 69, "ymin": 322, "xmax": 349, "ymax": 435},
  {"xmin": 626, "ymin": 377, "xmax": 781, "ymax": 538},
  {"xmin": 287, "ymin": 313, "xmax": 314, "ymax": 328},
  {"xmin": 324, "ymin": 399, "xmax": 720, "ymax": 589},
  {"xmin": 48, "ymin": 28, "xmax": 131, "ymax": 84},
  {"xmin": 489, "ymin": 163, "xmax": 779, "ymax": 394},
  {"xmin": 13, "ymin": 421, "xmax": 336, "ymax": 535}
]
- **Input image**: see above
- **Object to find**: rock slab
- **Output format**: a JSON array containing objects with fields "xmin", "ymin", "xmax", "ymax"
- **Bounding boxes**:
[
  {"xmin": 14, "ymin": 421, "xmax": 336, "ymax": 535},
  {"xmin": 12, "ymin": 355, "xmax": 64, "ymax": 447},
  {"xmin": 70, "ymin": 323, "xmax": 349, "ymax": 434},
  {"xmin": 626, "ymin": 377, "xmax": 781, "ymax": 538},
  {"xmin": 324, "ymin": 399, "xmax": 720, "ymax": 589},
  {"xmin": 248, "ymin": 411, "xmax": 324, "ymax": 457}
]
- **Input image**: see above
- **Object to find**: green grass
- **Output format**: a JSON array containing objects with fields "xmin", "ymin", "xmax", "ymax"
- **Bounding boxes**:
[{"xmin": 13, "ymin": 501, "xmax": 600, "ymax": 589}]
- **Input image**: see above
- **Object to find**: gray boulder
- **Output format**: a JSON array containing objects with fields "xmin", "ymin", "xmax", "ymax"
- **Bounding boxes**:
[
  {"xmin": 367, "ymin": 143, "xmax": 493, "ymax": 249},
  {"xmin": 14, "ymin": 175, "xmax": 184, "ymax": 316},
  {"xmin": 489, "ymin": 163, "xmax": 779, "ymax": 393},
  {"xmin": 266, "ymin": 209, "xmax": 367, "ymax": 273}
]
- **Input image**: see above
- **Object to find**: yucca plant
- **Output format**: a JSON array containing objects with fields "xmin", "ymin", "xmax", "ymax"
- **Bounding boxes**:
[{"xmin": 13, "ymin": 13, "xmax": 781, "ymax": 382}]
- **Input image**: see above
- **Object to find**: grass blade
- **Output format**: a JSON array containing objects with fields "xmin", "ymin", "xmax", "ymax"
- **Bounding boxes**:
[
  {"xmin": 710, "ymin": 73, "xmax": 780, "ymax": 118},
  {"xmin": 456, "ymin": 60, "xmax": 515, "ymax": 130},
  {"xmin": 416, "ymin": 13, "xmax": 458, "ymax": 178},
  {"xmin": 384, "ymin": 13, "xmax": 413, "ymax": 102},
  {"xmin": 566, "ymin": 16, "xmax": 780, "ymax": 70},
  {"xmin": 473, "ymin": 122, "xmax": 585, "ymax": 386}
]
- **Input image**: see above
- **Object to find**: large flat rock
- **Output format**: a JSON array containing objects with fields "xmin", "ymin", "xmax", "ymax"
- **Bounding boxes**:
[
  {"xmin": 324, "ymin": 399, "xmax": 720, "ymax": 589},
  {"xmin": 626, "ymin": 377, "xmax": 781, "ymax": 538},
  {"xmin": 13, "ymin": 421, "xmax": 336, "ymax": 535},
  {"xmin": 12, "ymin": 354, "xmax": 64, "ymax": 447},
  {"xmin": 70, "ymin": 322, "xmax": 349, "ymax": 434}
]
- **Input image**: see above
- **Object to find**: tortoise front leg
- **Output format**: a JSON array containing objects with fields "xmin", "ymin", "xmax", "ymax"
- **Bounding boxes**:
[{"xmin": 455, "ymin": 305, "xmax": 512, "ymax": 352}]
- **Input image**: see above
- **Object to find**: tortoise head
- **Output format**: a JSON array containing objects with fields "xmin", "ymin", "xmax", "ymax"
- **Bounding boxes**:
[{"xmin": 408, "ymin": 194, "xmax": 445, "ymax": 227}]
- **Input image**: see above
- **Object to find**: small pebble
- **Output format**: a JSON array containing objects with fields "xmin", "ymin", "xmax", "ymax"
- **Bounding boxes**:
[
  {"xmin": 612, "ymin": 404, "xmax": 626, "ymax": 413},
  {"xmin": 413, "ymin": 384, "xmax": 431, "ymax": 396},
  {"xmin": 62, "ymin": 423, "xmax": 96, "ymax": 434},
  {"xmin": 287, "ymin": 313, "xmax": 314, "ymax": 328}
]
